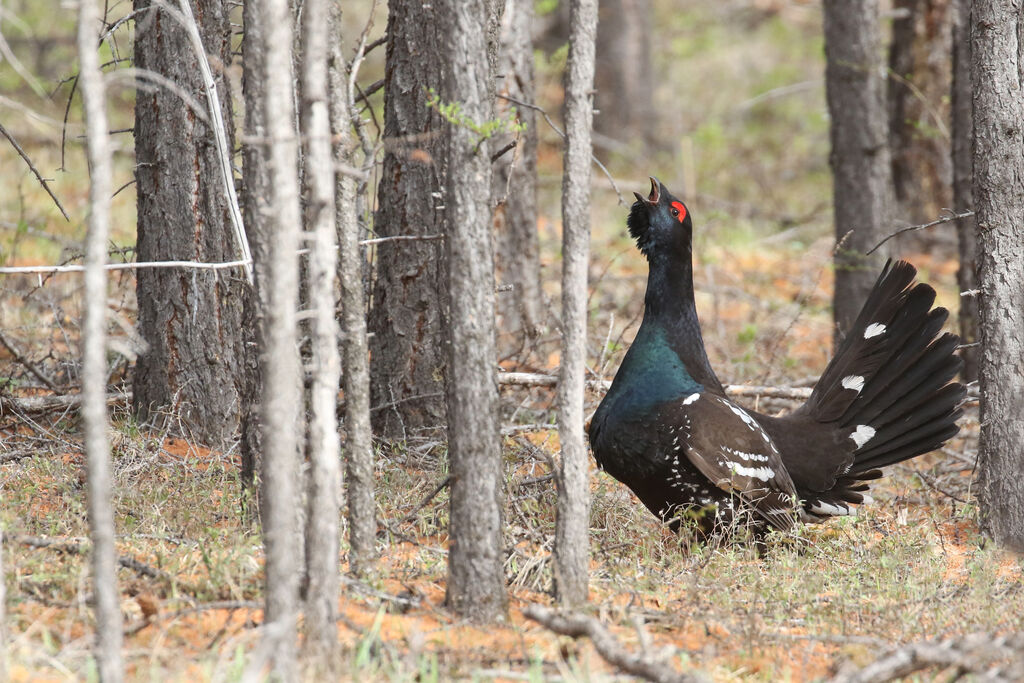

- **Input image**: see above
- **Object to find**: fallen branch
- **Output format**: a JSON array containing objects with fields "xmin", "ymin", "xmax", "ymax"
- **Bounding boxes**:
[
  {"xmin": 522, "ymin": 604, "xmax": 706, "ymax": 683},
  {"xmin": 0, "ymin": 392, "xmax": 128, "ymax": 415},
  {"xmin": 0, "ymin": 121, "xmax": 70, "ymax": 221},
  {"xmin": 10, "ymin": 534, "xmax": 171, "ymax": 583},
  {"xmin": 828, "ymin": 631, "xmax": 1024, "ymax": 683}
]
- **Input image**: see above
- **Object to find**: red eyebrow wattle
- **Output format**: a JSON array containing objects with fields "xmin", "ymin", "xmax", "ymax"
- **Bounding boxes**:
[{"xmin": 671, "ymin": 201, "xmax": 687, "ymax": 223}]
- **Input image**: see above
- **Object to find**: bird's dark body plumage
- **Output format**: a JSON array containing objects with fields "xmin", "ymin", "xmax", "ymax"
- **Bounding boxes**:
[{"xmin": 588, "ymin": 178, "xmax": 966, "ymax": 534}]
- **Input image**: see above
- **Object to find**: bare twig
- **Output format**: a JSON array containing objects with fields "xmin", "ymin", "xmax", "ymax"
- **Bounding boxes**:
[
  {"xmin": 0, "ymin": 330, "xmax": 59, "ymax": 391},
  {"xmin": 497, "ymin": 93, "xmax": 626, "ymax": 206},
  {"xmin": 522, "ymin": 605, "xmax": 706, "ymax": 683},
  {"xmin": 0, "ymin": 121, "xmax": 70, "ymax": 221},
  {"xmin": 865, "ymin": 210, "xmax": 974, "ymax": 255},
  {"xmin": 394, "ymin": 476, "xmax": 451, "ymax": 526},
  {"xmin": 0, "ymin": 258, "xmax": 251, "ymax": 275}
]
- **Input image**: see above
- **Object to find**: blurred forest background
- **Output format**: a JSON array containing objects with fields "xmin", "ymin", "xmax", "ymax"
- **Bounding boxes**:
[{"xmin": 2, "ymin": 0, "xmax": 1023, "ymax": 681}]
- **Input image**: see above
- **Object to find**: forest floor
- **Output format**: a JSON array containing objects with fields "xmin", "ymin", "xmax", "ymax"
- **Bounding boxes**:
[{"xmin": 4, "ymin": 237, "xmax": 1022, "ymax": 682}]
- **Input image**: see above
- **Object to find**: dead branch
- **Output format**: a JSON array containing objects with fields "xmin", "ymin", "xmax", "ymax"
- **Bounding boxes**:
[
  {"xmin": 0, "ymin": 330, "xmax": 59, "ymax": 391},
  {"xmin": 496, "ymin": 93, "xmax": 626, "ymax": 206},
  {"xmin": 522, "ymin": 604, "xmax": 706, "ymax": 683},
  {"xmin": 0, "ymin": 392, "xmax": 128, "ymax": 415},
  {"xmin": 866, "ymin": 210, "xmax": 974, "ymax": 256},
  {"xmin": 10, "ymin": 534, "xmax": 172, "ymax": 583},
  {"xmin": 828, "ymin": 631, "xmax": 1024, "ymax": 683},
  {"xmin": 0, "ymin": 121, "xmax": 70, "ymax": 221}
]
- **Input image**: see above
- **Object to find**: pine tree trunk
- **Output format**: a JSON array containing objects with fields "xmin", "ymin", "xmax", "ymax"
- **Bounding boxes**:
[
  {"xmin": 951, "ymin": 0, "xmax": 978, "ymax": 381},
  {"xmin": 332, "ymin": 11, "xmax": 376, "ymax": 577},
  {"xmin": 369, "ymin": 0, "xmax": 449, "ymax": 440},
  {"xmin": 492, "ymin": 0, "xmax": 543, "ymax": 346},
  {"xmin": 555, "ymin": 0, "xmax": 597, "ymax": 609},
  {"xmin": 593, "ymin": 0, "xmax": 653, "ymax": 146},
  {"xmin": 823, "ymin": 0, "xmax": 891, "ymax": 340},
  {"xmin": 257, "ymin": 0, "xmax": 303, "ymax": 672},
  {"xmin": 887, "ymin": 0, "xmax": 953, "ymax": 248},
  {"xmin": 441, "ymin": 0, "xmax": 508, "ymax": 623},
  {"xmin": 78, "ymin": 0, "xmax": 124, "ymax": 678},
  {"xmin": 972, "ymin": 0, "xmax": 1024, "ymax": 552},
  {"xmin": 132, "ymin": 0, "xmax": 246, "ymax": 445},
  {"xmin": 300, "ymin": 0, "xmax": 340, "ymax": 665}
]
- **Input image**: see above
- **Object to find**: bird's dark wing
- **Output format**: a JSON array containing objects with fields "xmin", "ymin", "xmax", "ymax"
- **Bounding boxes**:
[{"xmin": 662, "ymin": 391, "xmax": 801, "ymax": 530}]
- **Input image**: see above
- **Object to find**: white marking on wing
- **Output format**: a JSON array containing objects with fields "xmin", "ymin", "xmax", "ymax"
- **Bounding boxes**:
[
  {"xmin": 682, "ymin": 392, "xmax": 700, "ymax": 405},
  {"xmin": 725, "ymin": 462, "xmax": 775, "ymax": 481},
  {"xmin": 808, "ymin": 500, "xmax": 853, "ymax": 516}
]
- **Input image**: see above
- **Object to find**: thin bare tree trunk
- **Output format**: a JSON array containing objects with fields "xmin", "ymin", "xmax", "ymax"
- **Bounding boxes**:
[
  {"xmin": 972, "ymin": 0, "xmax": 1024, "ymax": 552},
  {"xmin": 239, "ymin": 0, "xmax": 275, "ymax": 520},
  {"xmin": 952, "ymin": 0, "xmax": 978, "ymax": 381},
  {"xmin": 555, "ymin": 0, "xmax": 597, "ymax": 609},
  {"xmin": 441, "ymin": 0, "xmax": 508, "ymax": 623},
  {"xmin": 78, "ymin": 0, "xmax": 123, "ymax": 678},
  {"xmin": 823, "ymin": 0, "xmax": 892, "ymax": 341},
  {"xmin": 594, "ymin": 0, "xmax": 654, "ymax": 146},
  {"xmin": 258, "ymin": 0, "xmax": 303, "ymax": 673},
  {"xmin": 331, "ymin": 12, "xmax": 375, "ymax": 577},
  {"xmin": 492, "ymin": 0, "xmax": 543, "ymax": 345},
  {"xmin": 300, "ymin": 0, "xmax": 340, "ymax": 665}
]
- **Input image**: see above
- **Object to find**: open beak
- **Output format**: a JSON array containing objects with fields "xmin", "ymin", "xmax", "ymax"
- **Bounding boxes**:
[{"xmin": 633, "ymin": 176, "xmax": 661, "ymax": 205}]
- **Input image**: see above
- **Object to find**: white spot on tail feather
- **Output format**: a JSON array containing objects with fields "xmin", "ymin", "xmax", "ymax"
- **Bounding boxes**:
[
  {"xmin": 842, "ymin": 375, "xmax": 865, "ymax": 393},
  {"xmin": 864, "ymin": 322, "xmax": 887, "ymax": 338},
  {"xmin": 682, "ymin": 392, "xmax": 700, "ymax": 405},
  {"xmin": 850, "ymin": 424, "xmax": 876, "ymax": 449}
]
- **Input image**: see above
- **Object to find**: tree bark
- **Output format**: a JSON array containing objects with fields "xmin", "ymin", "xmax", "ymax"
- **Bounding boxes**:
[
  {"xmin": 239, "ymin": 0, "xmax": 273, "ymax": 520},
  {"xmin": 441, "ymin": 0, "xmax": 508, "ymax": 623},
  {"xmin": 331, "ymin": 7, "xmax": 376, "ymax": 577},
  {"xmin": 492, "ymin": 0, "xmax": 543, "ymax": 346},
  {"xmin": 78, "ymin": 0, "xmax": 124, "ymax": 678},
  {"xmin": 593, "ymin": 0, "xmax": 654, "ymax": 146},
  {"xmin": 887, "ymin": 0, "xmax": 953, "ymax": 243},
  {"xmin": 132, "ymin": 0, "xmax": 247, "ymax": 445},
  {"xmin": 555, "ymin": 0, "xmax": 597, "ymax": 609},
  {"xmin": 300, "ymin": 0, "xmax": 340, "ymax": 666},
  {"xmin": 0, "ymin": 530, "xmax": 5, "ymax": 683},
  {"xmin": 257, "ymin": 0, "xmax": 303, "ymax": 673},
  {"xmin": 823, "ymin": 0, "xmax": 892, "ymax": 341},
  {"xmin": 369, "ymin": 0, "xmax": 449, "ymax": 440},
  {"xmin": 952, "ymin": 0, "xmax": 978, "ymax": 381},
  {"xmin": 972, "ymin": 0, "xmax": 1024, "ymax": 552}
]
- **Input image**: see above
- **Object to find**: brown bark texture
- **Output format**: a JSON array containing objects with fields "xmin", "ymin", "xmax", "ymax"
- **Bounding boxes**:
[
  {"xmin": 952, "ymin": 0, "xmax": 978, "ymax": 381},
  {"xmin": 887, "ymin": 0, "xmax": 953, "ymax": 247},
  {"xmin": 132, "ymin": 0, "xmax": 247, "ymax": 445},
  {"xmin": 79, "ymin": 0, "xmax": 124, "ymax": 678},
  {"xmin": 492, "ymin": 0, "xmax": 543, "ymax": 347},
  {"xmin": 593, "ymin": 0, "xmax": 654, "ymax": 146},
  {"xmin": 369, "ymin": 0, "xmax": 449, "ymax": 440},
  {"xmin": 441, "ymin": 0, "xmax": 508, "ymax": 623},
  {"xmin": 331, "ymin": 10, "xmax": 376, "ymax": 576},
  {"xmin": 823, "ymin": 0, "xmax": 892, "ymax": 340},
  {"xmin": 555, "ymin": 0, "xmax": 598, "ymax": 609},
  {"xmin": 972, "ymin": 0, "xmax": 1024, "ymax": 552},
  {"xmin": 300, "ymin": 0, "xmax": 340, "ymax": 665}
]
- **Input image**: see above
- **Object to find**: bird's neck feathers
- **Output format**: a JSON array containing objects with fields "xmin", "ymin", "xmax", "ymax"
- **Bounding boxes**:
[{"xmin": 640, "ymin": 247, "xmax": 723, "ymax": 393}]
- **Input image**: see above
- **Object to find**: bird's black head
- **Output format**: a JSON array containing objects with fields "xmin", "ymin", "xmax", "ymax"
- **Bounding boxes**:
[{"xmin": 627, "ymin": 177, "xmax": 693, "ymax": 260}]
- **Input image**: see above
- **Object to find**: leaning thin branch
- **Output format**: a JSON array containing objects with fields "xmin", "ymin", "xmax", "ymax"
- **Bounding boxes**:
[
  {"xmin": 0, "ymin": 258, "xmax": 252, "ymax": 275},
  {"xmin": 497, "ymin": 93, "xmax": 626, "ymax": 205},
  {"xmin": 865, "ymin": 210, "xmax": 974, "ymax": 255},
  {"xmin": 522, "ymin": 605, "xmax": 706, "ymax": 683},
  {"xmin": 0, "ymin": 330, "xmax": 59, "ymax": 391},
  {"xmin": 151, "ymin": 0, "xmax": 253, "ymax": 284},
  {"xmin": 0, "ymin": 121, "xmax": 70, "ymax": 220}
]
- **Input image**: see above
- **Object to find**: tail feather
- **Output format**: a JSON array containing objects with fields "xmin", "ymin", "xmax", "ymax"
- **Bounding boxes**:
[{"xmin": 768, "ymin": 259, "xmax": 966, "ymax": 519}]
